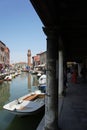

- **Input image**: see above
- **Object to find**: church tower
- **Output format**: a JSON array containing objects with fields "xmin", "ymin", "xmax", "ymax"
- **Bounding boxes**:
[{"xmin": 27, "ymin": 49, "xmax": 31, "ymax": 67}]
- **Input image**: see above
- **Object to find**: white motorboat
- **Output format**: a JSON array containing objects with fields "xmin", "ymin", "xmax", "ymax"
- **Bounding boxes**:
[
  {"xmin": 38, "ymin": 74, "xmax": 47, "ymax": 93},
  {"xmin": 37, "ymin": 73, "xmax": 42, "ymax": 77},
  {"xmin": 3, "ymin": 90, "xmax": 45, "ymax": 116},
  {"xmin": 4, "ymin": 74, "xmax": 12, "ymax": 81},
  {"xmin": 38, "ymin": 74, "xmax": 46, "ymax": 85}
]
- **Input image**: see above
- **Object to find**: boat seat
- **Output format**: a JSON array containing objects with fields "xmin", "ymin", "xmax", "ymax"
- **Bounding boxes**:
[{"xmin": 23, "ymin": 94, "xmax": 38, "ymax": 101}]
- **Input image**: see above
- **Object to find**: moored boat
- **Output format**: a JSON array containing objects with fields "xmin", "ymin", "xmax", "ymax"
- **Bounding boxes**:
[
  {"xmin": 37, "ymin": 73, "xmax": 42, "ymax": 77},
  {"xmin": 38, "ymin": 74, "xmax": 46, "ymax": 85},
  {"xmin": 3, "ymin": 90, "xmax": 45, "ymax": 116},
  {"xmin": 4, "ymin": 74, "xmax": 12, "ymax": 81},
  {"xmin": 38, "ymin": 74, "xmax": 47, "ymax": 92}
]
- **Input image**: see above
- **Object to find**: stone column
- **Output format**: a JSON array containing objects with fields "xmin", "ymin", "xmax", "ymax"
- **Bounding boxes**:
[
  {"xmin": 43, "ymin": 27, "xmax": 59, "ymax": 130},
  {"xmin": 58, "ymin": 50, "xmax": 63, "ymax": 95}
]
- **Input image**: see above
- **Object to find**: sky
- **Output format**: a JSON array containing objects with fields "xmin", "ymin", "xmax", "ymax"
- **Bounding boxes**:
[{"xmin": 0, "ymin": 0, "xmax": 46, "ymax": 64}]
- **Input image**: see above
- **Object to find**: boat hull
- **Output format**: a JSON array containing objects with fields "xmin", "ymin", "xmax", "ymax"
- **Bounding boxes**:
[{"xmin": 6, "ymin": 104, "xmax": 45, "ymax": 116}]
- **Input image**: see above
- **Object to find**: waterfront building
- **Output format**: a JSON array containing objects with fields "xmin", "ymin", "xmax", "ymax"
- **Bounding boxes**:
[
  {"xmin": 32, "ymin": 54, "xmax": 40, "ymax": 69},
  {"xmin": 0, "ymin": 41, "xmax": 10, "ymax": 70},
  {"xmin": 32, "ymin": 51, "xmax": 46, "ymax": 71},
  {"xmin": 38, "ymin": 51, "xmax": 46, "ymax": 69}
]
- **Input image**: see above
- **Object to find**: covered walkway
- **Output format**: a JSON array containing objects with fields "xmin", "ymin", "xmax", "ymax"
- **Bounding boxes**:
[
  {"xmin": 59, "ymin": 81, "xmax": 87, "ymax": 130},
  {"xmin": 37, "ymin": 80, "xmax": 87, "ymax": 130}
]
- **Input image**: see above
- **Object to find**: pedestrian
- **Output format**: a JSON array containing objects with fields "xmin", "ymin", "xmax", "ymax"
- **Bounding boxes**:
[
  {"xmin": 67, "ymin": 69, "xmax": 72, "ymax": 84},
  {"xmin": 71, "ymin": 69, "xmax": 78, "ymax": 83}
]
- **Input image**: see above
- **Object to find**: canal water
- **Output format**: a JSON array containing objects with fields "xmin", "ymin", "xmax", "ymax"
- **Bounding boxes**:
[{"xmin": 0, "ymin": 72, "xmax": 44, "ymax": 130}]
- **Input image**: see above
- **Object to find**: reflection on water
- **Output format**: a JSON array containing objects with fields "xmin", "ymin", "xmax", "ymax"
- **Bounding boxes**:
[
  {"xmin": 0, "ymin": 82, "xmax": 10, "ymax": 110},
  {"xmin": 6, "ymin": 111, "xmax": 44, "ymax": 130},
  {"xmin": 0, "ymin": 72, "xmax": 43, "ymax": 130}
]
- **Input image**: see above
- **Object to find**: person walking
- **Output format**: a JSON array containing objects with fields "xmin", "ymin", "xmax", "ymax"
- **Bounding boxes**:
[{"xmin": 71, "ymin": 69, "xmax": 78, "ymax": 83}]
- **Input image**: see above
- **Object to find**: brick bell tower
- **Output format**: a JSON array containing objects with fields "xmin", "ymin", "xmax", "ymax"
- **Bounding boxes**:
[{"xmin": 27, "ymin": 49, "xmax": 31, "ymax": 67}]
